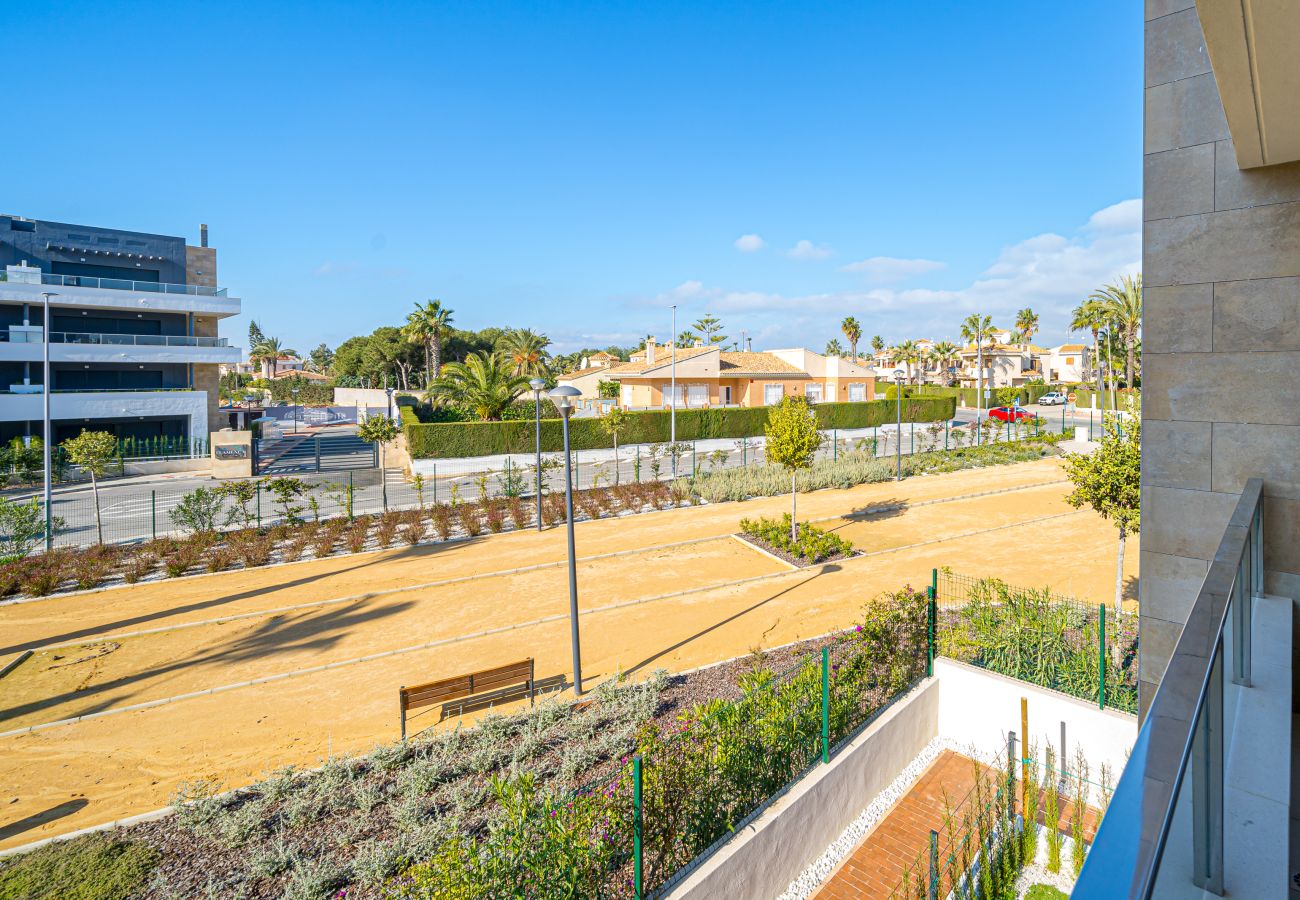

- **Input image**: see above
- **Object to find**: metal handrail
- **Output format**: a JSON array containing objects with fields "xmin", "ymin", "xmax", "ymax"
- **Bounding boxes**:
[
  {"xmin": 0, "ymin": 271, "xmax": 229, "ymax": 297},
  {"xmin": 0, "ymin": 330, "xmax": 229, "ymax": 348},
  {"xmin": 1074, "ymin": 477, "xmax": 1264, "ymax": 898}
]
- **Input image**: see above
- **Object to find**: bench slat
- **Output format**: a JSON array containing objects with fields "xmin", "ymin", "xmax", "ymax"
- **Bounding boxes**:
[{"xmin": 401, "ymin": 658, "xmax": 533, "ymax": 713}]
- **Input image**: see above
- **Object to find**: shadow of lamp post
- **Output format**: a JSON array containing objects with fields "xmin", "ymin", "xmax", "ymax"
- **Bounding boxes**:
[{"xmin": 530, "ymin": 377, "xmax": 546, "ymax": 532}]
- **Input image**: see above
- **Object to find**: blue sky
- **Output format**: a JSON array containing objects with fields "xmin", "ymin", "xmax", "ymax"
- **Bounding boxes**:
[{"xmin": 6, "ymin": 1, "xmax": 1141, "ymax": 354}]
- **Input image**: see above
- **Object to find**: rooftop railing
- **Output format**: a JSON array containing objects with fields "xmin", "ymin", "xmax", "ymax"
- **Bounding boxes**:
[
  {"xmin": 0, "ymin": 330, "xmax": 229, "ymax": 348},
  {"xmin": 1073, "ymin": 477, "xmax": 1264, "ymax": 898},
  {"xmin": 0, "ymin": 271, "xmax": 229, "ymax": 297}
]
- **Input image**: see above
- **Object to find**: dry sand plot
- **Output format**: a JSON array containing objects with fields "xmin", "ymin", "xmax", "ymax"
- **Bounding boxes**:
[{"xmin": 0, "ymin": 459, "xmax": 1136, "ymax": 849}]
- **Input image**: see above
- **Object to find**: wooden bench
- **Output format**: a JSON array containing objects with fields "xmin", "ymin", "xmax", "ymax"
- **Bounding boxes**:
[{"xmin": 399, "ymin": 658, "xmax": 535, "ymax": 739}]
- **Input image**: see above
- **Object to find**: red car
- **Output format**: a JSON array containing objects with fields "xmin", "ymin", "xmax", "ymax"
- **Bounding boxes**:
[{"xmin": 988, "ymin": 406, "xmax": 1035, "ymax": 423}]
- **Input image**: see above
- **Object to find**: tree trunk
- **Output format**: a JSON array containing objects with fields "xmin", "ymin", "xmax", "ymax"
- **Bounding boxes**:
[
  {"xmin": 1114, "ymin": 529, "xmax": 1126, "ymax": 619},
  {"xmin": 424, "ymin": 343, "xmax": 431, "ymax": 387},
  {"xmin": 91, "ymin": 470, "xmax": 103, "ymax": 545},
  {"xmin": 432, "ymin": 334, "xmax": 442, "ymax": 379},
  {"xmin": 613, "ymin": 435, "xmax": 620, "ymax": 486},
  {"xmin": 1126, "ymin": 336, "xmax": 1136, "ymax": 391},
  {"xmin": 791, "ymin": 471, "xmax": 798, "ymax": 543},
  {"xmin": 1092, "ymin": 331, "xmax": 1101, "ymax": 395},
  {"xmin": 380, "ymin": 445, "xmax": 388, "ymax": 511}
]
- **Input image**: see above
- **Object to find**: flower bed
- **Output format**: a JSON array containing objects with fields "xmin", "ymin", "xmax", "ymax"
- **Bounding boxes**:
[
  {"xmin": 0, "ymin": 592, "xmax": 924, "ymax": 900},
  {"xmin": 737, "ymin": 514, "xmax": 856, "ymax": 566}
]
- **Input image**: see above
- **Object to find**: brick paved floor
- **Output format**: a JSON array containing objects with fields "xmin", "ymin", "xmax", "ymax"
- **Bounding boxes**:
[
  {"xmin": 813, "ymin": 748, "xmax": 1102, "ymax": 898},
  {"xmin": 813, "ymin": 750, "xmax": 996, "ymax": 899}
]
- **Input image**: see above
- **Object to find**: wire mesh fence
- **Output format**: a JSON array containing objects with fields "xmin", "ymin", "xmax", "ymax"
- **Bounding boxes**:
[
  {"xmin": 6, "ymin": 414, "xmax": 1072, "ymax": 552},
  {"xmin": 933, "ymin": 569, "xmax": 1139, "ymax": 713}
]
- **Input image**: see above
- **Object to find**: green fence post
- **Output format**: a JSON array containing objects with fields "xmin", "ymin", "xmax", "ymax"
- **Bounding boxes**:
[
  {"xmin": 741, "ymin": 440, "xmax": 746, "ymax": 466},
  {"xmin": 928, "ymin": 829, "xmax": 939, "ymax": 900},
  {"xmin": 1099, "ymin": 604, "xmax": 1107, "ymax": 710},
  {"xmin": 1007, "ymin": 731, "xmax": 1017, "ymax": 820},
  {"xmin": 945, "ymin": 419, "xmax": 949, "ymax": 451},
  {"xmin": 151, "ymin": 490, "xmax": 157, "ymax": 540},
  {"xmin": 256, "ymin": 482, "xmax": 262, "ymax": 528},
  {"xmin": 910, "ymin": 422, "xmax": 914, "ymax": 456},
  {"xmin": 633, "ymin": 754, "xmax": 644, "ymax": 900},
  {"xmin": 1061, "ymin": 404, "xmax": 1066, "ymax": 434},
  {"xmin": 833, "ymin": 428, "xmax": 838, "ymax": 461},
  {"xmin": 636, "ymin": 446, "xmax": 642, "ymax": 482},
  {"xmin": 931, "ymin": 567, "xmax": 938, "ymax": 598},
  {"xmin": 429, "ymin": 465, "xmax": 435, "ymax": 507},
  {"xmin": 692, "ymin": 440, "xmax": 697, "ymax": 476},
  {"xmin": 348, "ymin": 471, "xmax": 355, "ymax": 520},
  {"xmin": 926, "ymin": 585, "xmax": 936, "ymax": 678},
  {"xmin": 821, "ymin": 646, "xmax": 830, "ymax": 764}
]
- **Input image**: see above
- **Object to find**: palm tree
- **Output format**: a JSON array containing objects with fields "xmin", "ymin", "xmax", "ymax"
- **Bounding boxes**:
[
  {"xmin": 677, "ymin": 330, "xmax": 700, "ymax": 348},
  {"xmin": 403, "ymin": 299, "xmax": 454, "ymax": 383},
  {"xmin": 930, "ymin": 341, "xmax": 960, "ymax": 384},
  {"xmin": 840, "ymin": 317, "xmax": 862, "ymax": 362},
  {"xmin": 1070, "ymin": 298, "xmax": 1110, "ymax": 396},
  {"xmin": 825, "ymin": 338, "xmax": 845, "ymax": 356},
  {"xmin": 251, "ymin": 336, "xmax": 284, "ymax": 378},
  {"xmin": 425, "ymin": 352, "xmax": 528, "ymax": 420},
  {"xmin": 1091, "ymin": 274, "xmax": 1142, "ymax": 388},
  {"xmin": 891, "ymin": 340, "xmax": 921, "ymax": 384},
  {"xmin": 870, "ymin": 335, "xmax": 885, "ymax": 355},
  {"xmin": 499, "ymin": 328, "xmax": 552, "ymax": 378},
  {"xmin": 960, "ymin": 314, "xmax": 993, "ymax": 425},
  {"xmin": 1014, "ymin": 308, "xmax": 1039, "ymax": 347}
]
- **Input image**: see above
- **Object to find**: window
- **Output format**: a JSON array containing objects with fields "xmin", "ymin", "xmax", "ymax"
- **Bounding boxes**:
[
  {"xmin": 722, "ymin": 385, "xmax": 733, "ymax": 404},
  {"xmin": 848, "ymin": 383, "xmax": 866, "ymax": 402},
  {"xmin": 805, "ymin": 383, "xmax": 823, "ymax": 403},
  {"xmin": 621, "ymin": 384, "xmax": 634, "ymax": 407},
  {"xmin": 1065, "ymin": 357, "xmax": 1074, "ymax": 365},
  {"xmin": 687, "ymin": 384, "xmax": 709, "ymax": 407},
  {"xmin": 665, "ymin": 384, "xmax": 686, "ymax": 408},
  {"xmin": 9, "ymin": 219, "xmax": 35, "ymax": 232},
  {"xmin": 763, "ymin": 383, "xmax": 784, "ymax": 406}
]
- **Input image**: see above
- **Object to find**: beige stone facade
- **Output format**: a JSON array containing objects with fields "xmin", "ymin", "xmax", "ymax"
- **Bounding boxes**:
[{"xmin": 1140, "ymin": 0, "xmax": 1300, "ymax": 715}]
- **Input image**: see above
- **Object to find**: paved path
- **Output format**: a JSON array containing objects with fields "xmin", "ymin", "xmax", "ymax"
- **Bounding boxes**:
[{"xmin": 0, "ymin": 459, "xmax": 1135, "ymax": 850}]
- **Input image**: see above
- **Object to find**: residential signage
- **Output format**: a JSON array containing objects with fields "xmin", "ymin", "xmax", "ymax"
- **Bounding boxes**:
[{"xmin": 215, "ymin": 445, "xmax": 249, "ymax": 460}]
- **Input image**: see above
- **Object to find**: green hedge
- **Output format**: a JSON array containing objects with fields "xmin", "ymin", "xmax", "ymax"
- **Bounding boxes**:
[{"xmin": 404, "ymin": 397, "xmax": 956, "ymax": 459}]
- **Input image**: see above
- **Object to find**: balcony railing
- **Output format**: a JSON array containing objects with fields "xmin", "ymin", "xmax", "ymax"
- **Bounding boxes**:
[
  {"xmin": 1073, "ymin": 477, "xmax": 1264, "ymax": 898},
  {"xmin": 1, "ymin": 330, "xmax": 229, "ymax": 348},
  {"xmin": 0, "ymin": 386, "xmax": 196, "ymax": 394},
  {"xmin": 0, "ymin": 271, "xmax": 228, "ymax": 297}
]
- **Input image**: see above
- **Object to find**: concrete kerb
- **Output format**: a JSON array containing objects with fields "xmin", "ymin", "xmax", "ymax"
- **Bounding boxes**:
[
  {"xmin": 0, "ymin": 649, "xmax": 32, "ymax": 679},
  {"xmin": 0, "ymin": 506, "xmax": 1085, "ymax": 739}
]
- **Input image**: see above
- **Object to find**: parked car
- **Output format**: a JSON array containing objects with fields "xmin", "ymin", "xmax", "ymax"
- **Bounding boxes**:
[
  {"xmin": 988, "ymin": 406, "xmax": 1036, "ymax": 423},
  {"xmin": 1038, "ymin": 391, "xmax": 1068, "ymax": 405}
]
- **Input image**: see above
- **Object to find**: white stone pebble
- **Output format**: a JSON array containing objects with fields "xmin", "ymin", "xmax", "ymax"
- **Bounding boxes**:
[{"xmin": 776, "ymin": 736, "xmax": 963, "ymax": 900}]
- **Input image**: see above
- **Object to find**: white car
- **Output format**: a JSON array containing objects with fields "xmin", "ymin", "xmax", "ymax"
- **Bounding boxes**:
[{"xmin": 1038, "ymin": 391, "xmax": 1068, "ymax": 405}]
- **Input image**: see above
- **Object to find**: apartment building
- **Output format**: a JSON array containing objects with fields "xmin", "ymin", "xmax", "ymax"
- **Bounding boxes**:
[{"xmin": 0, "ymin": 215, "xmax": 240, "ymax": 446}]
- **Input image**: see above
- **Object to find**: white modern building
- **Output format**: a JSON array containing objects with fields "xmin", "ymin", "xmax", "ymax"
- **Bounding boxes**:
[{"xmin": 0, "ymin": 215, "xmax": 241, "ymax": 448}]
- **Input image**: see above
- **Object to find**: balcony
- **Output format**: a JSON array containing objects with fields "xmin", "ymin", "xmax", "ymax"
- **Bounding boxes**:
[
  {"xmin": 0, "ymin": 388, "xmax": 209, "ymax": 428},
  {"xmin": 0, "ymin": 327, "xmax": 240, "ymax": 365},
  {"xmin": 2, "ymin": 331, "xmax": 230, "ymax": 348},
  {"xmin": 0, "ymin": 270, "xmax": 227, "ymax": 297}
]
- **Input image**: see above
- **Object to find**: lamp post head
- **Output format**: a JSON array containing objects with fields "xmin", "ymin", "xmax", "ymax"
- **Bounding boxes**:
[
  {"xmin": 548, "ymin": 384, "xmax": 581, "ymax": 414},
  {"xmin": 529, "ymin": 377, "xmax": 546, "ymax": 393},
  {"xmin": 893, "ymin": 369, "xmax": 905, "ymax": 382}
]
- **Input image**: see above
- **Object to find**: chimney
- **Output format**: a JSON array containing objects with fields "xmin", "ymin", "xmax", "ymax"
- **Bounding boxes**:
[
  {"xmin": 200, "ymin": 224, "xmax": 209, "ymax": 248},
  {"xmin": 693, "ymin": 339, "xmax": 704, "ymax": 348},
  {"xmin": 645, "ymin": 337, "xmax": 656, "ymax": 365}
]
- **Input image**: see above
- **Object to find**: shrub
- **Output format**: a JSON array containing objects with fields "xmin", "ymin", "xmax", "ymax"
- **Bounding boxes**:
[
  {"xmin": 122, "ymin": 549, "xmax": 157, "ymax": 584},
  {"xmin": 508, "ymin": 496, "xmax": 529, "ymax": 530},
  {"xmin": 204, "ymin": 544, "xmax": 238, "ymax": 573},
  {"xmin": 346, "ymin": 517, "xmax": 371, "ymax": 553},
  {"xmin": 483, "ymin": 500, "xmax": 506, "ymax": 533},
  {"xmin": 0, "ymin": 832, "xmax": 159, "ymax": 900},
  {"xmin": 376, "ymin": 511, "xmax": 401, "ymax": 548},
  {"xmin": 168, "ymin": 487, "xmax": 226, "ymax": 534},
  {"xmin": 739, "ymin": 514, "xmax": 854, "ymax": 564},
  {"xmin": 402, "ymin": 509, "xmax": 428, "ymax": 546},
  {"xmin": 430, "ymin": 504, "xmax": 453, "ymax": 541},
  {"xmin": 404, "ymin": 398, "xmax": 956, "ymax": 459},
  {"xmin": 21, "ymin": 553, "xmax": 68, "ymax": 596},
  {"xmin": 458, "ymin": 502, "xmax": 483, "ymax": 537}
]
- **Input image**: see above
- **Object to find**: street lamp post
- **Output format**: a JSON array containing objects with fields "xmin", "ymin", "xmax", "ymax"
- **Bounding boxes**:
[
  {"xmin": 385, "ymin": 386, "xmax": 395, "ymax": 419},
  {"xmin": 40, "ymin": 291, "xmax": 57, "ymax": 551},
  {"xmin": 893, "ymin": 369, "xmax": 905, "ymax": 482},
  {"xmin": 530, "ymin": 377, "xmax": 546, "ymax": 531},
  {"xmin": 670, "ymin": 305, "xmax": 677, "ymax": 477},
  {"xmin": 549, "ymin": 384, "xmax": 584, "ymax": 695}
]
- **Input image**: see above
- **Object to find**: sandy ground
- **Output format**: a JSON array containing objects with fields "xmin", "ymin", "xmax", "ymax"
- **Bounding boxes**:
[{"xmin": 0, "ymin": 459, "xmax": 1137, "ymax": 849}]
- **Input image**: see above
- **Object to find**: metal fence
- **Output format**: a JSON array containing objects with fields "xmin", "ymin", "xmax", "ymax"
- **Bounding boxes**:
[
  {"xmin": 933, "ymin": 569, "xmax": 1138, "ymax": 713},
  {"xmin": 5, "ymin": 416, "xmax": 1071, "ymax": 551},
  {"xmin": 557, "ymin": 611, "xmax": 928, "ymax": 898}
]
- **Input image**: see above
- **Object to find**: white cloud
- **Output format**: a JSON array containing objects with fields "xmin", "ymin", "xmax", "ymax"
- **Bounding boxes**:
[
  {"xmin": 787, "ymin": 239, "xmax": 832, "ymax": 261},
  {"xmin": 627, "ymin": 199, "xmax": 1141, "ymax": 349},
  {"xmin": 840, "ymin": 256, "xmax": 947, "ymax": 283},
  {"xmin": 734, "ymin": 233, "xmax": 765, "ymax": 252}
]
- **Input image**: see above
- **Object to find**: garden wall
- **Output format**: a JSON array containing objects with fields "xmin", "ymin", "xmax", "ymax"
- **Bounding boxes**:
[{"xmin": 403, "ymin": 398, "xmax": 956, "ymax": 459}]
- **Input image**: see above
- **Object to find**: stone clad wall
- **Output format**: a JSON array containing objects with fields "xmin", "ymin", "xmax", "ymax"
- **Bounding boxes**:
[{"xmin": 1140, "ymin": 0, "xmax": 1300, "ymax": 716}]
